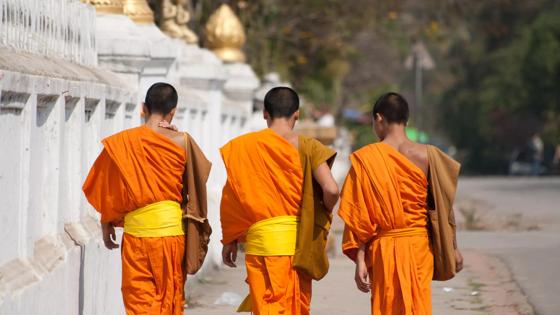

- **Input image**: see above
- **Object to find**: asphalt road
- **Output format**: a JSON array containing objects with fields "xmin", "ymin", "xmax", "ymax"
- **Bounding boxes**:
[
  {"xmin": 185, "ymin": 177, "xmax": 560, "ymax": 315},
  {"xmin": 457, "ymin": 177, "xmax": 560, "ymax": 315}
]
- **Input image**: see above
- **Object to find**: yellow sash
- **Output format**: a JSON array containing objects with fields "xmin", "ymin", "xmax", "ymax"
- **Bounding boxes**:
[
  {"xmin": 237, "ymin": 215, "xmax": 299, "ymax": 312},
  {"xmin": 124, "ymin": 200, "xmax": 184, "ymax": 237},
  {"xmin": 245, "ymin": 215, "xmax": 299, "ymax": 256}
]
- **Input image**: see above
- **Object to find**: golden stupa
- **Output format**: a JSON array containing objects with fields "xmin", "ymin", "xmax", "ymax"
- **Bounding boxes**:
[
  {"xmin": 204, "ymin": 4, "xmax": 247, "ymax": 63},
  {"xmin": 122, "ymin": 0, "xmax": 155, "ymax": 24},
  {"xmin": 81, "ymin": 0, "xmax": 124, "ymax": 14}
]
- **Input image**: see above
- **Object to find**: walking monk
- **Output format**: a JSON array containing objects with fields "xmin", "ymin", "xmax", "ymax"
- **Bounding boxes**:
[
  {"xmin": 220, "ymin": 87, "xmax": 339, "ymax": 314},
  {"xmin": 338, "ymin": 92, "xmax": 464, "ymax": 315},
  {"xmin": 83, "ymin": 83, "xmax": 211, "ymax": 315}
]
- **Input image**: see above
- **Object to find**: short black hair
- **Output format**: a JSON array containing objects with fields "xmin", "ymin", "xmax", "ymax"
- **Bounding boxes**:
[
  {"xmin": 264, "ymin": 87, "xmax": 300, "ymax": 119},
  {"xmin": 144, "ymin": 82, "xmax": 178, "ymax": 115},
  {"xmin": 372, "ymin": 92, "xmax": 409, "ymax": 124}
]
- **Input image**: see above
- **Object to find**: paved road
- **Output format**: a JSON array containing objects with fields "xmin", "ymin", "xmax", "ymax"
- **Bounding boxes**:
[
  {"xmin": 185, "ymin": 252, "xmax": 496, "ymax": 315},
  {"xmin": 457, "ymin": 177, "xmax": 560, "ymax": 315},
  {"xmin": 185, "ymin": 177, "xmax": 559, "ymax": 315}
]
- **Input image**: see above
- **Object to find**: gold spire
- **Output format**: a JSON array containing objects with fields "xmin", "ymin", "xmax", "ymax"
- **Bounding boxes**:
[
  {"xmin": 204, "ymin": 4, "xmax": 246, "ymax": 63},
  {"xmin": 122, "ymin": 0, "xmax": 154, "ymax": 24},
  {"xmin": 81, "ymin": 0, "xmax": 124, "ymax": 15}
]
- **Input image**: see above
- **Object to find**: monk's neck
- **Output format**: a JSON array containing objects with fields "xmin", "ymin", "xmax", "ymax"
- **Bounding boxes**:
[
  {"xmin": 381, "ymin": 124, "xmax": 408, "ymax": 147},
  {"xmin": 268, "ymin": 119, "xmax": 295, "ymax": 135},
  {"xmin": 268, "ymin": 119, "xmax": 298, "ymax": 146},
  {"xmin": 144, "ymin": 114, "xmax": 170, "ymax": 130}
]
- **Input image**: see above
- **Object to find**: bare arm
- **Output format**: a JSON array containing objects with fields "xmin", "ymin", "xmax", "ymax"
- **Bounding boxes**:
[
  {"xmin": 312, "ymin": 162, "xmax": 339, "ymax": 212},
  {"xmin": 102, "ymin": 222, "xmax": 119, "ymax": 250},
  {"xmin": 222, "ymin": 240, "xmax": 238, "ymax": 268},
  {"xmin": 354, "ymin": 243, "xmax": 370, "ymax": 293}
]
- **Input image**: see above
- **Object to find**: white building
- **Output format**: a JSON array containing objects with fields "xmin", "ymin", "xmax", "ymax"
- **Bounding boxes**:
[{"xmin": 0, "ymin": 1, "xmax": 260, "ymax": 313}]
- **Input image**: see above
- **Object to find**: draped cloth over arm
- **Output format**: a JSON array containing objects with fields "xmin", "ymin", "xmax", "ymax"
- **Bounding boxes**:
[
  {"xmin": 83, "ymin": 126, "xmax": 190, "ymax": 315},
  {"xmin": 220, "ymin": 129, "xmax": 312, "ymax": 315},
  {"xmin": 338, "ymin": 143, "xmax": 434, "ymax": 315},
  {"xmin": 182, "ymin": 133, "xmax": 212, "ymax": 275},
  {"xmin": 427, "ymin": 145, "xmax": 461, "ymax": 281},
  {"xmin": 293, "ymin": 136, "xmax": 337, "ymax": 280}
]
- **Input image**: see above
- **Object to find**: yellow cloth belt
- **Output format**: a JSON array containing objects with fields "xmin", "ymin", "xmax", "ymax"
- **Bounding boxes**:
[
  {"xmin": 245, "ymin": 215, "xmax": 299, "ymax": 256},
  {"xmin": 124, "ymin": 200, "xmax": 184, "ymax": 237},
  {"xmin": 237, "ymin": 215, "xmax": 299, "ymax": 312},
  {"xmin": 377, "ymin": 227, "xmax": 427, "ymax": 238}
]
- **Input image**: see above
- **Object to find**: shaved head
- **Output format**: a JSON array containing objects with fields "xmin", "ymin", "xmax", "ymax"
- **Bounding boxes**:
[
  {"xmin": 372, "ymin": 92, "xmax": 409, "ymax": 124},
  {"xmin": 264, "ymin": 87, "xmax": 300, "ymax": 119},
  {"xmin": 144, "ymin": 82, "xmax": 178, "ymax": 115}
]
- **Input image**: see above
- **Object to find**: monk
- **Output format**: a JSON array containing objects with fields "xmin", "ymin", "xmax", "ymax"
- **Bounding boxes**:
[
  {"xmin": 220, "ymin": 87, "xmax": 339, "ymax": 314},
  {"xmin": 338, "ymin": 92, "xmax": 464, "ymax": 315},
  {"xmin": 83, "ymin": 82, "xmax": 209, "ymax": 315}
]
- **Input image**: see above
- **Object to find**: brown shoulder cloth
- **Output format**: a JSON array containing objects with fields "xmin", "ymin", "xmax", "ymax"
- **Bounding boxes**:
[{"xmin": 182, "ymin": 133, "xmax": 212, "ymax": 275}]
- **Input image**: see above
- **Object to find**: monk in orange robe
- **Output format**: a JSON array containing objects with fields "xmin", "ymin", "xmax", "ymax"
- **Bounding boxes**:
[
  {"xmin": 83, "ymin": 83, "xmax": 202, "ymax": 315},
  {"xmin": 220, "ymin": 87, "xmax": 339, "ymax": 314},
  {"xmin": 338, "ymin": 92, "xmax": 463, "ymax": 315}
]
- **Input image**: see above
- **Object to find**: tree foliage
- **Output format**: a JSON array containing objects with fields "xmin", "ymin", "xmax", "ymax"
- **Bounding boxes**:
[
  {"xmin": 193, "ymin": 1, "xmax": 560, "ymax": 173},
  {"xmin": 440, "ymin": 1, "xmax": 560, "ymax": 173}
]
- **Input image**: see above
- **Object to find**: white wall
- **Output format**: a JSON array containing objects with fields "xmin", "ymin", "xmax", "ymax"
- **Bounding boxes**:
[
  {"xmin": 0, "ymin": 2, "xmax": 260, "ymax": 314},
  {"xmin": 0, "ymin": 69, "xmax": 133, "ymax": 315}
]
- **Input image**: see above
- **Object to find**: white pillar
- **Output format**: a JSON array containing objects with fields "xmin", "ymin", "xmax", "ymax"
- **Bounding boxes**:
[
  {"xmin": 96, "ymin": 13, "xmax": 151, "ymax": 128},
  {"xmin": 0, "ymin": 84, "xmax": 32, "ymax": 265}
]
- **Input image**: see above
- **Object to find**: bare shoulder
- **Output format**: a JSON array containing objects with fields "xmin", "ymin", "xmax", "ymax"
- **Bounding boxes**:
[
  {"xmin": 157, "ymin": 127, "xmax": 187, "ymax": 150},
  {"xmin": 404, "ymin": 142, "xmax": 429, "ymax": 174},
  {"xmin": 411, "ymin": 142, "xmax": 429, "ymax": 163}
]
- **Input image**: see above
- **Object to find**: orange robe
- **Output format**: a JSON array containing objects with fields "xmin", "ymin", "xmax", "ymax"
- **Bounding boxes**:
[
  {"xmin": 83, "ymin": 125, "xmax": 186, "ymax": 315},
  {"xmin": 220, "ymin": 128, "xmax": 311, "ymax": 315},
  {"xmin": 338, "ymin": 142, "xmax": 433, "ymax": 315}
]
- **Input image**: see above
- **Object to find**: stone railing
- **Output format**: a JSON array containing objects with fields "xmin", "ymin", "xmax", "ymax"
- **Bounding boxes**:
[{"xmin": 0, "ymin": 0, "xmax": 97, "ymax": 66}]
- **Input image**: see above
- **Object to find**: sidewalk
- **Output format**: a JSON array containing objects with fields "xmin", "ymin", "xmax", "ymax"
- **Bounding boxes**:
[{"xmin": 184, "ymin": 248, "xmax": 533, "ymax": 315}]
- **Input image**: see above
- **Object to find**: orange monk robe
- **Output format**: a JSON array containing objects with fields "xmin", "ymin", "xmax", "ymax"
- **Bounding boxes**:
[
  {"xmin": 83, "ymin": 125, "xmax": 186, "ymax": 315},
  {"xmin": 220, "ymin": 128, "xmax": 311, "ymax": 315},
  {"xmin": 338, "ymin": 142, "xmax": 434, "ymax": 315}
]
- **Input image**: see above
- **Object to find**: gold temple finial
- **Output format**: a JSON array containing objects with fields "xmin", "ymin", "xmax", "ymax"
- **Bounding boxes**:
[
  {"xmin": 122, "ymin": 0, "xmax": 154, "ymax": 24},
  {"xmin": 204, "ymin": 4, "xmax": 246, "ymax": 63},
  {"xmin": 156, "ymin": 0, "xmax": 199, "ymax": 44},
  {"xmin": 81, "ymin": 0, "xmax": 124, "ymax": 15}
]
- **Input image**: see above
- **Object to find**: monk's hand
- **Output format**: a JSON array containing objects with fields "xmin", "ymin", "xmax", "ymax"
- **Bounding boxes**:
[
  {"xmin": 455, "ymin": 248, "xmax": 464, "ymax": 273},
  {"xmin": 355, "ymin": 245, "xmax": 370, "ymax": 293},
  {"xmin": 102, "ymin": 223, "xmax": 119, "ymax": 250},
  {"xmin": 222, "ymin": 241, "xmax": 238, "ymax": 268},
  {"xmin": 158, "ymin": 120, "xmax": 178, "ymax": 131}
]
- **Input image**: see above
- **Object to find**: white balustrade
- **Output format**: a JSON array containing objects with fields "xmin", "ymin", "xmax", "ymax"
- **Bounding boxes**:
[
  {"xmin": 0, "ymin": 0, "xmax": 97, "ymax": 66},
  {"xmin": 0, "ymin": 1, "xmax": 261, "ymax": 313}
]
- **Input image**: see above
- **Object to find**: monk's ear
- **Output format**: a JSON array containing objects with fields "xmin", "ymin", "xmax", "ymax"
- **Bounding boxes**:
[
  {"xmin": 263, "ymin": 110, "xmax": 270, "ymax": 120},
  {"xmin": 293, "ymin": 110, "xmax": 300, "ymax": 121},
  {"xmin": 167, "ymin": 107, "xmax": 177, "ymax": 122},
  {"xmin": 141, "ymin": 103, "xmax": 149, "ymax": 118}
]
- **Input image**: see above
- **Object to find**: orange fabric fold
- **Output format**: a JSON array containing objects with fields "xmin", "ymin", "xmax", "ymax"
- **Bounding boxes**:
[
  {"xmin": 83, "ymin": 125, "xmax": 186, "ymax": 224},
  {"xmin": 245, "ymin": 255, "xmax": 311, "ymax": 315},
  {"xmin": 220, "ymin": 128, "xmax": 310, "ymax": 314},
  {"xmin": 220, "ymin": 128, "xmax": 303, "ymax": 244},
  {"xmin": 121, "ymin": 234, "xmax": 185, "ymax": 315},
  {"xmin": 338, "ymin": 142, "xmax": 433, "ymax": 315},
  {"xmin": 83, "ymin": 126, "xmax": 187, "ymax": 315}
]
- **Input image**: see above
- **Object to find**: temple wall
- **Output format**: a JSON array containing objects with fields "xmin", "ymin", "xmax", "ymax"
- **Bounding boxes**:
[{"xmin": 0, "ymin": 1, "xmax": 259, "ymax": 314}]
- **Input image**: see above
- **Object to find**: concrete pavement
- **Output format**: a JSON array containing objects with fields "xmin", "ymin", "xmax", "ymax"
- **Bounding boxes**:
[
  {"xmin": 185, "ymin": 177, "xmax": 559, "ymax": 314},
  {"xmin": 456, "ymin": 177, "xmax": 560, "ymax": 315},
  {"xmin": 185, "ymin": 249, "xmax": 531, "ymax": 315}
]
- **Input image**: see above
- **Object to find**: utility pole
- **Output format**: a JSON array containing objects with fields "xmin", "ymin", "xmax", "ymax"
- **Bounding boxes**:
[{"xmin": 405, "ymin": 40, "xmax": 434, "ymax": 132}]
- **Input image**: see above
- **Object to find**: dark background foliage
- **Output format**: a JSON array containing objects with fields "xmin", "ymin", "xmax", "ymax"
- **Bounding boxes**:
[{"xmin": 193, "ymin": 0, "xmax": 560, "ymax": 173}]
